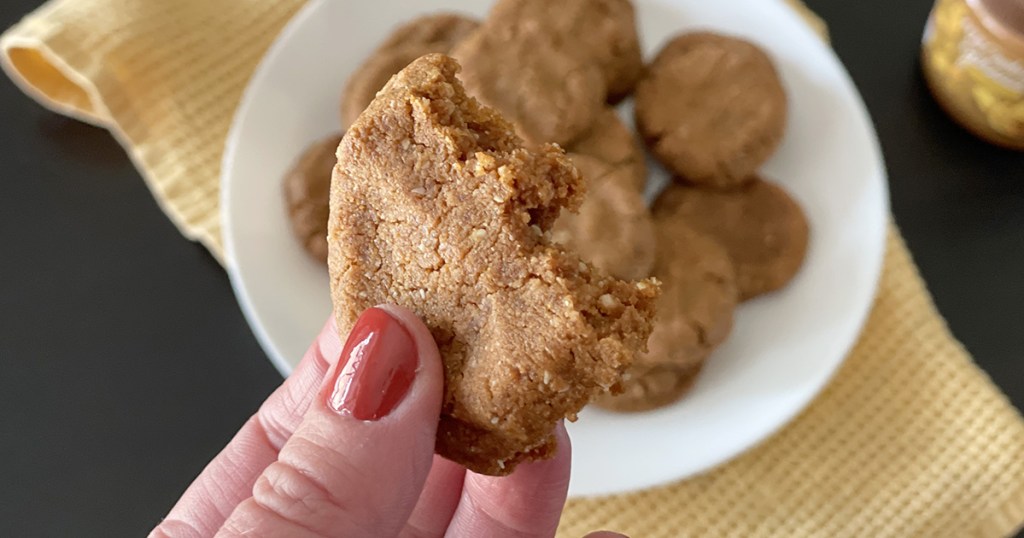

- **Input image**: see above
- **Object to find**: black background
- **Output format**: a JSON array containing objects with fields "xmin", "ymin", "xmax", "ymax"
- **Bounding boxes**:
[{"xmin": 1, "ymin": 0, "xmax": 1022, "ymax": 536}]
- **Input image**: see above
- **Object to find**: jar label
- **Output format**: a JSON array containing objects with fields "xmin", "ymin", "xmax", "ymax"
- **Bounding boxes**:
[
  {"xmin": 924, "ymin": 0, "xmax": 1024, "ymax": 144},
  {"xmin": 959, "ymin": 17, "xmax": 1024, "ymax": 93}
]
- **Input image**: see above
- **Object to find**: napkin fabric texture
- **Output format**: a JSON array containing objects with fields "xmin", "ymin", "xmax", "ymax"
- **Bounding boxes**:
[{"xmin": 3, "ymin": 1, "xmax": 1024, "ymax": 536}]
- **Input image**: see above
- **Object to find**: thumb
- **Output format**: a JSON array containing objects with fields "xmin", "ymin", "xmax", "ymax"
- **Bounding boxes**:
[{"xmin": 217, "ymin": 306, "xmax": 444, "ymax": 538}]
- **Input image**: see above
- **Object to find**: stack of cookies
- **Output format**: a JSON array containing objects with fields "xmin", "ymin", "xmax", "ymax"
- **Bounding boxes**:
[
  {"xmin": 283, "ymin": 0, "xmax": 810, "ymax": 414},
  {"xmin": 596, "ymin": 30, "xmax": 811, "ymax": 411}
]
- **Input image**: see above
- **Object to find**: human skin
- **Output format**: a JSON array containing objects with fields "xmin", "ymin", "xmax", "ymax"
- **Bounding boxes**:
[{"xmin": 148, "ymin": 306, "xmax": 627, "ymax": 538}]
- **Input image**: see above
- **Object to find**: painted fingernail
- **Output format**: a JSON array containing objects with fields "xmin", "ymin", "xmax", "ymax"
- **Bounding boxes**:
[{"xmin": 328, "ymin": 307, "xmax": 417, "ymax": 420}]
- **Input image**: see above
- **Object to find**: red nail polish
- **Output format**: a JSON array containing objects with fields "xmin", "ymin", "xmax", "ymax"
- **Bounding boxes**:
[{"xmin": 328, "ymin": 308, "xmax": 418, "ymax": 420}]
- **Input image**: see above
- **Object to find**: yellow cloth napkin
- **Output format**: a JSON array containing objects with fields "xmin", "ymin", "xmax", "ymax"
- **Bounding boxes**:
[{"xmin": 3, "ymin": 1, "xmax": 1023, "ymax": 536}]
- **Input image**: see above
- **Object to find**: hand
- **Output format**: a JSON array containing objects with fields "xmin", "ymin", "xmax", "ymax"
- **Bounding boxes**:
[{"xmin": 150, "ymin": 306, "xmax": 626, "ymax": 538}]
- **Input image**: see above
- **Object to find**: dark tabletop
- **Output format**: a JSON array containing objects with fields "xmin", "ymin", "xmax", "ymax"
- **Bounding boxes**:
[{"xmin": 0, "ymin": 0, "xmax": 1022, "ymax": 536}]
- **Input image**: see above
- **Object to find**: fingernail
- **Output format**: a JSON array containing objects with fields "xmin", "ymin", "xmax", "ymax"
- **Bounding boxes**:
[{"xmin": 328, "ymin": 307, "xmax": 418, "ymax": 420}]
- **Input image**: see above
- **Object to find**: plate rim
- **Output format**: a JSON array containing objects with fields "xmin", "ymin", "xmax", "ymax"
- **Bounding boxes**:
[{"xmin": 222, "ymin": 0, "xmax": 330, "ymax": 377}]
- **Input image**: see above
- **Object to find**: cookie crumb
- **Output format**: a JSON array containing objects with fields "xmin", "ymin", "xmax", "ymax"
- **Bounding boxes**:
[{"xmin": 600, "ymin": 294, "xmax": 619, "ymax": 309}]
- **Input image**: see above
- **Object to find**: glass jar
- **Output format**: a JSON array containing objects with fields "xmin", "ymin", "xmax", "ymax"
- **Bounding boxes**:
[{"xmin": 922, "ymin": 0, "xmax": 1024, "ymax": 150}]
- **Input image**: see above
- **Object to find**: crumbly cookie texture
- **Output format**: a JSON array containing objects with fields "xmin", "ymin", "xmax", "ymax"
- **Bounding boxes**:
[
  {"xmin": 635, "ymin": 32, "xmax": 788, "ymax": 189},
  {"xmin": 595, "ymin": 360, "xmax": 704, "ymax": 413},
  {"xmin": 451, "ymin": 15, "xmax": 606, "ymax": 146},
  {"xmin": 654, "ymin": 178, "xmax": 809, "ymax": 301},
  {"xmin": 488, "ymin": 0, "xmax": 644, "ymax": 102},
  {"xmin": 552, "ymin": 154, "xmax": 655, "ymax": 281},
  {"xmin": 569, "ymin": 108, "xmax": 648, "ymax": 192},
  {"xmin": 283, "ymin": 133, "xmax": 343, "ymax": 263},
  {"xmin": 329, "ymin": 54, "xmax": 658, "ymax": 475},
  {"xmin": 594, "ymin": 217, "xmax": 737, "ymax": 412},
  {"xmin": 341, "ymin": 13, "xmax": 479, "ymax": 129}
]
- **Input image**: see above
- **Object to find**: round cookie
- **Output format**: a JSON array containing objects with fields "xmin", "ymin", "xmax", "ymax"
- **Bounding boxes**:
[
  {"xmin": 489, "ymin": 0, "xmax": 644, "ymax": 101},
  {"xmin": 635, "ymin": 32, "xmax": 788, "ymax": 188},
  {"xmin": 552, "ymin": 156, "xmax": 656, "ymax": 281},
  {"xmin": 283, "ymin": 133, "xmax": 343, "ymax": 263},
  {"xmin": 451, "ymin": 18, "xmax": 606, "ymax": 146},
  {"xmin": 569, "ymin": 108, "xmax": 648, "ymax": 192},
  {"xmin": 654, "ymin": 177, "xmax": 809, "ymax": 301},
  {"xmin": 340, "ymin": 13, "xmax": 479, "ymax": 129},
  {"xmin": 595, "ymin": 220, "xmax": 737, "ymax": 412}
]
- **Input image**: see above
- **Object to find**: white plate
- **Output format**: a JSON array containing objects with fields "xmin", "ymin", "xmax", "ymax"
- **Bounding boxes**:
[{"xmin": 222, "ymin": 0, "xmax": 888, "ymax": 497}]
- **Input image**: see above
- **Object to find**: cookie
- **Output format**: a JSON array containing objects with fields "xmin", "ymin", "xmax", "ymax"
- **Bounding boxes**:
[
  {"xmin": 329, "ymin": 54, "xmax": 659, "ymax": 476},
  {"xmin": 377, "ymin": 13, "xmax": 480, "ymax": 51},
  {"xmin": 488, "ymin": 0, "xmax": 644, "ymax": 102},
  {"xmin": 595, "ymin": 360, "xmax": 704, "ymax": 413},
  {"xmin": 283, "ymin": 133, "xmax": 343, "ymax": 263},
  {"xmin": 569, "ymin": 108, "xmax": 648, "ymax": 192},
  {"xmin": 451, "ymin": 17, "xmax": 606, "ymax": 146},
  {"xmin": 635, "ymin": 32, "xmax": 788, "ymax": 189},
  {"xmin": 654, "ymin": 177, "xmax": 809, "ymax": 301},
  {"xmin": 340, "ymin": 13, "xmax": 479, "ymax": 129},
  {"xmin": 594, "ymin": 218, "xmax": 737, "ymax": 412},
  {"xmin": 342, "ymin": 46, "xmax": 434, "ymax": 131},
  {"xmin": 552, "ymin": 155, "xmax": 655, "ymax": 281}
]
